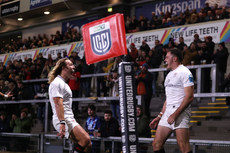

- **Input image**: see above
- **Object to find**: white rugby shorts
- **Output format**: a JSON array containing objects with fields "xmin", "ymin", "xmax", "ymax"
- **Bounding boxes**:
[
  {"xmin": 53, "ymin": 117, "xmax": 79, "ymax": 139},
  {"xmin": 158, "ymin": 105, "xmax": 191, "ymax": 130}
]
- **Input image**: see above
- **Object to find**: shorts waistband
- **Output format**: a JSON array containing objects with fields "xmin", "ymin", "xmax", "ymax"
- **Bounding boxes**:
[{"xmin": 166, "ymin": 105, "xmax": 179, "ymax": 108}]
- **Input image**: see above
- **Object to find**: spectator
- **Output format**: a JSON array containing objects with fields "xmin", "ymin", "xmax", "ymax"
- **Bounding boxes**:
[
  {"xmin": 221, "ymin": 73, "xmax": 230, "ymax": 92},
  {"xmin": 160, "ymin": 18, "xmax": 168, "ymax": 28},
  {"xmin": 215, "ymin": 9, "xmax": 222, "ymax": 20},
  {"xmin": 136, "ymin": 105, "xmax": 151, "ymax": 153},
  {"xmin": 0, "ymin": 110, "xmax": 10, "ymax": 132},
  {"xmin": 177, "ymin": 13, "xmax": 186, "ymax": 25},
  {"xmin": 195, "ymin": 48, "xmax": 211, "ymax": 93},
  {"xmin": 68, "ymin": 60, "xmax": 81, "ymax": 98},
  {"xmin": 95, "ymin": 60, "xmax": 108, "ymax": 97},
  {"xmin": 47, "ymin": 54, "xmax": 53, "ymax": 65},
  {"xmin": 158, "ymin": 11, "xmax": 165, "ymax": 24},
  {"xmin": 154, "ymin": 40, "xmax": 163, "ymax": 64},
  {"xmin": 10, "ymin": 108, "xmax": 32, "ymax": 133},
  {"xmin": 62, "ymin": 51, "xmax": 68, "ymax": 58},
  {"xmin": 56, "ymin": 52, "xmax": 62, "ymax": 60},
  {"xmin": 205, "ymin": 10, "xmax": 216, "ymax": 21},
  {"xmin": 69, "ymin": 59, "xmax": 81, "ymax": 118},
  {"xmin": 195, "ymin": 48, "xmax": 207, "ymax": 65},
  {"xmin": 107, "ymin": 69, "xmax": 120, "ymax": 121},
  {"xmin": 139, "ymin": 40, "xmax": 150, "ymax": 55},
  {"xmin": 29, "ymin": 64, "xmax": 38, "ymax": 79},
  {"xmin": 204, "ymin": 36, "xmax": 215, "ymax": 63},
  {"xmin": 189, "ymin": 13, "xmax": 199, "ymax": 24},
  {"xmin": 129, "ymin": 16, "xmax": 138, "ymax": 32},
  {"xmin": 212, "ymin": 3, "xmax": 219, "ymax": 15},
  {"xmin": 40, "ymin": 60, "xmax": 51, "ymax": 78},
  {"xmin": 135, "ymin": 63, "xmax": 153, "ymax": 117},
  {"xmin": 129, "ymin": 43, "xmax": 138, "ymax": 62},
  {"xmin": 36, "ymin": 53, "xmax": 46, "ymax": 67},
  {"xmin": 0, "ymin": 80, "xmax": 5, "ymax": 101},
  {"xmin": 177, "ymin": 37, "xmax": 187, "ymax": 52},
  {"xmin": 204, "ymin": 3, "xmax": 212, "ymax": 13},
  {"xmin": 166, "ymin": 18, "xmax": 175, "ymax": 27},
  {"xmin": 6, "ymin": 82, "xmax": 17, "ymax": 101},
  {"xmin": 85, "ymin": 104, "xmax": 101, "ymax": 153},
  {"xmin": 111, "ymin": 56, "xmax": 122, "ymax": 72},
  {"xmin": 34, "ymin": 83, "xmax": 48, "ymax": 131},
  {"xmin": 10, "ymin": 108, "xmax": 32, "ymax": 152},
  {"xmin": 149, "ymin": 47, "xmax": 162, "ymax": 97},
  {"xmin": 150, "ymin": 12, "xmax": 160, "ymax": 29},
  {"xmin": 167, "ymin": 39, "xmax": 176, "ymax": 49},
  {"xmin": 34, "ymin": 82, "xmax": 48, "ymax": 99},
  {"xmin": 137, "ymin": 50, "xmax": 147, "ymax": 66},
  {"xmin": 16, "ymin": 81, "xmax": 33, "ymax": 100},
  {"xmin": 16, "ymin": 81, "xmax": 34, "ymax": 117},
  {"xmin": 166, "ymin": 5, "xmax": 174, "ymax": 18},
  {"xmin": 0, "ymin": 110, "xmax": 11, "ymax": 151},
  {"xmin": 133, "ymin": 62, "xmax": 140, "ymax": 77},
  {"xmin": 182, "ymin": 42, "xmax": 198, "ymax": 66},
  {"xmin": 136, "ymin": 105, "xmax": 151, "ymax": 138},
  {"xmin": 98, "ymin": 110, "xmax": 121, "ymax": 153},
  {"xmin": 197, "ymin": 12, "xmax": 206, "ymax": 22},
  {"xmin": 125, "ymin": 16, "xmax": 131, "ymax": 31},
  {"xmin": 80, "ymin": 57, "xmax": 94, "ymax": 97},
  {"xmin": 138, "ymin": 15, "xmax": 148, "ymax": 31},
  {"xmin": 70, "ymin": 52, "xmax": 81, "ymax": 62},
  {"xmin": 192, "ymin": 34, "xmax": 202, "ymax": 48},
  {"xmin": 213, "ymin": 42, "xmax": 229, "ymax": 92},
  {"xmin": 220, "ymin": 6, "xmax": 229, "ymax": 19}
]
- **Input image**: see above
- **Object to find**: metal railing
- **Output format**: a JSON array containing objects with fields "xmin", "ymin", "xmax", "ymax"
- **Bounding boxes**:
[
  {"xmin": 22, "ymin": 64, "xmax": 218, "ymax": 101},
  {"xmin": 148, "ymin": 64, "xmax": 217, "ymax": 102},
  {"xmin": 0, "ymin": 96, "xmax": 142, "ymax": 133},
  {"xmin": 0, "ymin": 133, "xmax": 230, "ymax": 153},
  {"xmin": 1, "ymin": 64, "xmax": 230, "ymax": 134}
]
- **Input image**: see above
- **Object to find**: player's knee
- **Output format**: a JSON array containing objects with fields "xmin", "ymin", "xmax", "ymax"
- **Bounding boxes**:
[
  {"xmin": 77, "ymin": 136, "xmax": 91, "ymax": 149},
  {"xmin": 152, "ymin": 140, "xmax": 163, "ymax": 151},
  {"xmin": 178, "ymin": 141, "xmax": 190, "ymax": 153},
  {"xmin": 82, "ymin": 139, "xmax": 90, "ymax": 148},
  {"xmin": 83, "ymin": 135, "xmax": 91, "ymax": 147},
  {"xmin": 86, "ymin": 138, "xmax": 92, "ymax": 148}
]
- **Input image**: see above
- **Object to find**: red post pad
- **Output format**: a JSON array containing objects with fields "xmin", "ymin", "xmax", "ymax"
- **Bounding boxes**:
[{"xmin": 82, "ymin": 13, "xmax": 127, "ymax": 64}]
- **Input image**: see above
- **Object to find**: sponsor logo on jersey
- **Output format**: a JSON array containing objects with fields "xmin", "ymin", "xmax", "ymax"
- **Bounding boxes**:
[
  {"xmin": 189, "ymin": 74, "xmax": 194, "ymax": 83},
  {"xmin": 89, "ymin": 22, "xmax": 112, "ymax": 55}
]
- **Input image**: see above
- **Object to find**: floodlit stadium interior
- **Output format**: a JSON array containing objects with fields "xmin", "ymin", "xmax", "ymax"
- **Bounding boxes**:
[{"xmin": 0, "ymin": 0, "xmax": 230, "ymax": 152}]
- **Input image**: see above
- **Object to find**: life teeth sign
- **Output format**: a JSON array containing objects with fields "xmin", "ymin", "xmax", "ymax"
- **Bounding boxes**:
[{"xmin": 82, "ymin": 13, "xmax": 127, "ymax": 64}]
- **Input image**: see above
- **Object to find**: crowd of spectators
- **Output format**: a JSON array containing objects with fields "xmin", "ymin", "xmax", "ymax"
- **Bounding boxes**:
[
  {"xmin": 125, "ymin": 3, "xmax": 229, "ymax": 32},
  {"xmin": 0, "ymin": 3, "xmax": 229, "ymax": 55},
  {"xmin": 0, "ymin": 28, "xmax": 82, "ymax": 54},
  {"xmin": 0, "ymin": 2, "xmax": 230, "ymax": 151}
]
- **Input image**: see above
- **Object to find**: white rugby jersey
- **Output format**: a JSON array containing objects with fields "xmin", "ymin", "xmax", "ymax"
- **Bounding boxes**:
[
  {"xmin": 164, "ymin": 65, "xmax": 194, "ymax": 107},
  {"xmin": 49, "ymin": 75, "xmax": 74, "ymax": 119}
]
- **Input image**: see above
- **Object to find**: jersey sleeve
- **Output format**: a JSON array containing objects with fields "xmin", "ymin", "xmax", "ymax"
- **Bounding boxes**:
[
  {"xmin": 49, "ymin": 83, "xmax": 63, "ymax": 98},
  {"xmin": 182, "ymin": 70, "xmax": 194, "ymax": 87}
]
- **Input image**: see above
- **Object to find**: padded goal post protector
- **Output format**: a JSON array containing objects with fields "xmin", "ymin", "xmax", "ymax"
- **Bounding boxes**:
[{"xmin": 82, "ymin": 13, "xmax": 127, "ymax": 64}]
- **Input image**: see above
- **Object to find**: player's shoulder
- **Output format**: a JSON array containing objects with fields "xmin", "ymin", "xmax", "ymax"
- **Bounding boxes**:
[
  {"xmin": 50, "ymin": 76, "xmax": 64, "ymax": 86},
  {"xmin": 177, "ymin": 65, "xmax": 191, "ymax": 74}
]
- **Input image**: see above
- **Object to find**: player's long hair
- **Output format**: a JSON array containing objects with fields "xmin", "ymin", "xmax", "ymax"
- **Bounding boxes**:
[{"xmin": 48, "ymin": 58, "xmax": 68, "ymax": 84}]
